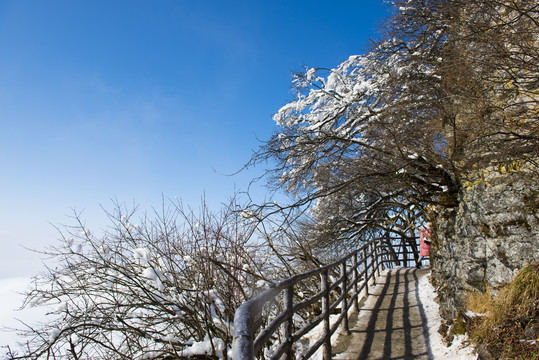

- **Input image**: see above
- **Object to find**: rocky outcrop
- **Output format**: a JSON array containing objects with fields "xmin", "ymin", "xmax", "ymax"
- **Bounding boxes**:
[{"xmin": 430, "ymin": 160, "xmax": 539, "ymax": 320}]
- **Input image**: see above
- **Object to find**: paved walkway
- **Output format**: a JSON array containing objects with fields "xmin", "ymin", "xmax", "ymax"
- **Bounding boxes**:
[{"xmin": 332, "ymin": 268, "xmax": 433, "ymax": 360}]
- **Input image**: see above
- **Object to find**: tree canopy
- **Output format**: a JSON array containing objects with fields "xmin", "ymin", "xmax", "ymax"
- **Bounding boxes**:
[{"xmin": 250, "ymin": 0, "xmax": 539, "ymax": 247}]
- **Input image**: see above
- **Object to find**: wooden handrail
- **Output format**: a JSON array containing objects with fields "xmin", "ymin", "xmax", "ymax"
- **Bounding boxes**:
[{"xmin": 232, "ymin": 236, "xmax": 419, "ymax": 360}]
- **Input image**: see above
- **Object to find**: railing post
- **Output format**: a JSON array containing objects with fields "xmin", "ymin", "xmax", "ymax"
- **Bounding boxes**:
[
  {"xmin": 377, "ymin": 242, "xmax": 381, "ymax": 274},
  {"xmin": 282, "ymin": 285, "xmax": 294, "ymax": 360},
  {"xmin": 410, "ymin": 235, "xmax": 419, "ymax": 265},
  {"xmin": 363, "ymin": 246, "xmax": 369, "ymax": 294},
  {"xmin": 340, "ymin": 261, "xmax": 350, "ymax": 335},
  {"xmin": 320, "ymin": 269, "xmax": 332, "ymax": 360},
  {"xmin": 384, "ymin": 232, "xmax": 397, "ymax": 267},
  {"xmin": 372, "ymin": 242, "xmax": 380, "ymax": 278},
  {"xmin": 232, "ymin": 303, "xmax": 255, "ymax": 360},
  {"xmin": 379, "ymin": 239, "xmax": 386, "ymax": 270},
  {"xmin": 402, "ymin": 237, "xmax": 408, "ymax": 267},
  {"xmin": 352, "ymin": 252, "xmax": 359, "ymax": 311}
]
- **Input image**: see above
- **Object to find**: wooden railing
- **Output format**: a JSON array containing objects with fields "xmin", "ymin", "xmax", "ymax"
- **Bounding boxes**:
[
  {"xmin": 380, "ymin": 235, "xmax": 422, "ymax": 268},
  {"xmin": 232, "ymin": 236, "xmax": 423, "ymax": 360}
]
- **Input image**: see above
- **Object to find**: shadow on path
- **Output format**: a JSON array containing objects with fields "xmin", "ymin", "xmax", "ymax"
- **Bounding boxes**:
[{"xmin": 333, "ymin": 268, "xmax": 433, "ymax": 360}]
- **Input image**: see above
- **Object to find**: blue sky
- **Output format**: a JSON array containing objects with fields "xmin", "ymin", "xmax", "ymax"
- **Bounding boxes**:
[{"xmin": 0, "ymin": 1, "xmax": 390, "ymax": 279}]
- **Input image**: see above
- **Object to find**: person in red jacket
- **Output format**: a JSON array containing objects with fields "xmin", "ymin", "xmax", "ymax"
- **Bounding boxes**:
[{"xmin": 416, "ymin": 222, "xmax": 432, "ymax": 269}]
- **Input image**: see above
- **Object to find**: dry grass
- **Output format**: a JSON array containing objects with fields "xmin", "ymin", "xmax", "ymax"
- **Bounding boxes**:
[
  {"xmin": 466, "ymin": 286, "xmax": 492, "ymax": 314},
  {"xmin": 466, "ymin": 264, "xmax": 539, "ymax": 359}
]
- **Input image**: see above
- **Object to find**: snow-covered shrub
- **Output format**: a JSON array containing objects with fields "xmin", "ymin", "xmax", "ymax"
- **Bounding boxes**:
[{"xmin": 6, "ymin": 197, "xmax": 278, "ymax": 359}]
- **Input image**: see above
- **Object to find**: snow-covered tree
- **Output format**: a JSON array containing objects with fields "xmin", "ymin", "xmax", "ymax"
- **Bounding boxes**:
[
  {"xmin": 5, "ymin": 198, "xmax": 279, "ymax": 360},
  {"xmin": 249, "ymin": 0, "xmax": 538, "ymax": 248}
]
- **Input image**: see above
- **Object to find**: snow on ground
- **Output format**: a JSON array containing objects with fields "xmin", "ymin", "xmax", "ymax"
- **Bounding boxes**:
[
  {"xmin": 416, "ymin": 270, "xmax": 477, "ymax": 360},
  {"xmin": 303, "ymin": 269, "xmax": 477, "ymax": 359}
]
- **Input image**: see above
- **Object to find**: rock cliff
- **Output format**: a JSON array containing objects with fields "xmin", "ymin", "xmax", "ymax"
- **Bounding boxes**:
[{"xmin": 430, "ymin": 160, "xmax": 539, "ymax": 320}]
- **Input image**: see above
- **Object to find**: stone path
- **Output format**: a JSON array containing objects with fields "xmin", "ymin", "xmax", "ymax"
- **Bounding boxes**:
[{"xmin": 332, "ymin": 268, "xmax": 434, "ymax": 360}]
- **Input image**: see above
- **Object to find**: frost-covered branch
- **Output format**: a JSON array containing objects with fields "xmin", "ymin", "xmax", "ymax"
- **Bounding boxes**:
[
  {"xmin": 6, "ymin": 197, "xmax": 285, "ymax": 360},
  {"xmin": 248, "ymin": 0, "xmax": 538, "ymax": 252}
]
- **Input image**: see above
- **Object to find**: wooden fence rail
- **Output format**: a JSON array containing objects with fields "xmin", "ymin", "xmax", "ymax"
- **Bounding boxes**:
[
  {"xmin": 232, "ymin": 236, "xmax": 423, "ymax": 360},
  {"xmin": 231, "ymin": 235, "xmax": 425, "ymax": 360},
  {"xmin": 232, "ymin": 236, "xmax": 424, "ymax": 360}
]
